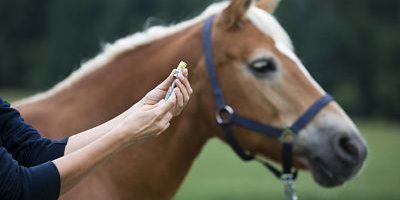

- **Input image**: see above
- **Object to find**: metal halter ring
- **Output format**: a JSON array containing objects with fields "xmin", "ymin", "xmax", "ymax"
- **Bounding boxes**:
[
  {"xmin": 216, "ymin": 105, "xmax": 234, "ymax": 125},
  {"xmin": 280, "ymin": 127, "xmax": 297, "ymax": 142}
]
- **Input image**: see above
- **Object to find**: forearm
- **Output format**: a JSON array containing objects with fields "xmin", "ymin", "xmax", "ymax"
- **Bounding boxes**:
[
  {"xmin": 63, "ymin": 104, "xmax": 138, "ymax": 155},
  {"xmin": 53, "ymin": 127, "xmax": 130, "ymax": 195}
]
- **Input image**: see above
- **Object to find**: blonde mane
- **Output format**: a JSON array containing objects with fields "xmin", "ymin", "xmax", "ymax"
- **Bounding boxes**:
[{"xmin": 18, "ymin": 1, "xmax": 293, "ymax": 104}]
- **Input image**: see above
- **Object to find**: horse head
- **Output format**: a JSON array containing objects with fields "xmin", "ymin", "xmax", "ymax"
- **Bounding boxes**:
[{"xmin": 197, "ymin": 0, "xmax": 367, "ymax": 187}]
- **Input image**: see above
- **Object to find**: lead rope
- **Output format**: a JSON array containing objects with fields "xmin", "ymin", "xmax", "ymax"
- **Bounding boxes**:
[
  {"xmin": 255, "ymin": 130, "xmax": 299, "ymax": 200},
  {"xmin": 281, "ymin": 140, "xmax": 298, "ymax": 200},
  {"xmin": 254, "ymin": 158, "xmax": 298, "ymax": 200},
  {"xmin": 282, "ymin": 174, "xmax": 298, "ymax": 200},
  {"xmin": 255, "ymin": 156, "xmax": 298, "ymax": 200},
  {"xmin": 281, "ymin": 130, "xmax": 298, "ymax": 200}
]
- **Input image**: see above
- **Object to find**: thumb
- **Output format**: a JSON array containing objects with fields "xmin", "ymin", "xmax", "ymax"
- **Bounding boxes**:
[
  {"xmin": 157, "ymin": 99, "xmax": 166, "ymax": 106},
  {"xmin": 155, "ymin": 90, "xmax": 176, "ymax": 116},
  {"xmin": 157, "ymin": 69, "xmax": 176, "ymax": 90}
]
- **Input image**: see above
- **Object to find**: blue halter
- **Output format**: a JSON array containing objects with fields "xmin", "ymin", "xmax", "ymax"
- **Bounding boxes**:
[{"xmin": 201, "ymin": 15, "xmax": 333, "ymax": 193}]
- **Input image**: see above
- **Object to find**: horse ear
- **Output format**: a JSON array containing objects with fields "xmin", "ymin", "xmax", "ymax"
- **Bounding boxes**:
[
  {"xmin": 221, "ymin": 0, "xmax": 254, "ymax": 29},
  {"xmin": 255, "ymin": 0, "xmax": 281, "ymax": 13}
]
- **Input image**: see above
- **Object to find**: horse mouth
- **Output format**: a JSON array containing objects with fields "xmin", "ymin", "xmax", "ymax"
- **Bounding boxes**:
[{"xmin": 308, "ymin": 157, "xmax": 345, "ymax": 187}]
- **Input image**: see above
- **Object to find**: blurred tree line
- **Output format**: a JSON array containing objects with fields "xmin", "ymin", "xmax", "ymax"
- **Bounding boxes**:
[{"xmin": 0, "ymin": 0, "xmax": 399, "ymax": 118}]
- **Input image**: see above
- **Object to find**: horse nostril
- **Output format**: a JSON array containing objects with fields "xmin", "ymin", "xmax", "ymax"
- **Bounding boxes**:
[
  {"xmin": 339, "ymin": 137, "xmax": 356, "ymax": 157},
  {"xmin": 333, "ymin": 135, "xmax": 364, "ymax": 165}
]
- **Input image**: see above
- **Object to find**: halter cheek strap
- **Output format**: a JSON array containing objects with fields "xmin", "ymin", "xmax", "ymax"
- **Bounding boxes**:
[{"xmin": 202, "ymin": 15, "xmax": 333, "ymax": 200}]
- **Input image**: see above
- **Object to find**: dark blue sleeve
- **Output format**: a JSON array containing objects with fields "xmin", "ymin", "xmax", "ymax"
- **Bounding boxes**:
[
  {"xmin": 0, "ymin": 147, "xmax": 61, "ymax": 200},
  {"xmin": 0, "ymin": 97, "xmax": 68, "ymax": 166}
]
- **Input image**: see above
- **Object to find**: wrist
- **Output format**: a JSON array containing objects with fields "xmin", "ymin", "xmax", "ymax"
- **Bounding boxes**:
[
  {"xmin": 127, "ymin": 99, "xmax": 145, "ymax": 113},
  {"xmin": 107, "ymin": 123, "xmax": 133, "ymax": 148}
]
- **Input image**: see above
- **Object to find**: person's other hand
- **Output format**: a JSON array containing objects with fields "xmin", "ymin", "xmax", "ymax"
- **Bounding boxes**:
[
  {"xmin": 142, "ymin": 68, "xmax": 192, "ymax": 116},
  {"xmin": 111, "ymin": 68, "xmax": 192, "ymax": 145},
  {"xmin": 113, "ymin": 91, "xmax": 177, "ymax": 145}
]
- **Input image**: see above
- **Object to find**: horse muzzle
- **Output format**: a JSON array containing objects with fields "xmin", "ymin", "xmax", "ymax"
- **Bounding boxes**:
[{"xmin": 301, "ymin": 128, "xmax": 368, "ymax": 187}]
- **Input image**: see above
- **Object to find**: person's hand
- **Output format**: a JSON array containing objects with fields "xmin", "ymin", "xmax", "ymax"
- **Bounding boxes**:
[
  {"xmin": 113, "ymin": 91, "xmax": 177, "ymax": 145},
  {"xmin": 142, "ymin": 68, "xmax": 192, "ymax": 116},
  {"xmin": 111, "ymin": 69, "xmax": 192, "ymax": 145}
]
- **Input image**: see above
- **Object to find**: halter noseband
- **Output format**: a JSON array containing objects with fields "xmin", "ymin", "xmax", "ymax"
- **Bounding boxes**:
[{"xmin": 202, "ymin": 15, "xmax": 333, "ymax": 200}]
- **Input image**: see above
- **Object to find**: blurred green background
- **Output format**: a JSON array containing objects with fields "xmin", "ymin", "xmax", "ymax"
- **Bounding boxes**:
[{"xmin": 0, "ymin": 0, "xmax": 399, "ymax": 199}]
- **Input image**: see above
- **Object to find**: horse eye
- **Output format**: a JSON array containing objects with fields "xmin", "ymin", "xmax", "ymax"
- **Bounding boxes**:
[{"xmin": 248, "ymin": 58, "xmax": 277, "ymax": 74}]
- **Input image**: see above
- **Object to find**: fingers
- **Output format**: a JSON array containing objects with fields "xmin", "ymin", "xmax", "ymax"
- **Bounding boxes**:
[
  {"xmin": 156, "ymin": 97, "xmax": 174, "ymax": 134},
  {"xmin": 153, "ymin": 67, "xmax": 192, "ymax": 119},
  {"xmin": 157, "ymin": 69, "xmax": 176, "ymax": 90},
  {"xmin": 177, "ymin": 73, "xmax": 193, "ymax": 95},
  {"xmin": 156, "ymin": 99, "xmax": 174, "ymax": 135},
  {"xmin": 175, "ymin": 79, "xmax": 189, "ymax": 105},
  {"xmin": 174, "ymin": 87, "xmax": 184, "ymax": 108},
  {"xmin": 158, "ymin": 111, "xmax": 173, "ymax": 131},
  {"xmin": 161, "ymin": 112, "xmax": 173, "ymax": 126},
  {"xmin": 158, "ymin": 122, "xmax": 170, "ymax": 135},
  {"xmin": 155, "ymin": 91, "xmax": 176, "ymax": 116},
  {"xmin": 182, "ymin": 68, "xmax": 189, "ymax": 78},
  {"xmin": 156, "ymin": 99, "xmax": 166, "ymax": 106}
]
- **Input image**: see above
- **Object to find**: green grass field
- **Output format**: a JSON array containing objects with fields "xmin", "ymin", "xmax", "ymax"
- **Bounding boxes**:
[{"xmin": 1, "ymin": 90, "xmax": 399, "ymax": 200}]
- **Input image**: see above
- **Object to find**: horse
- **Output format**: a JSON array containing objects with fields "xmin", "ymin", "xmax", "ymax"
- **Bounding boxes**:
[{"xmin": 15, "ymin": 0, "xmax": 367, "ymax": 199}]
